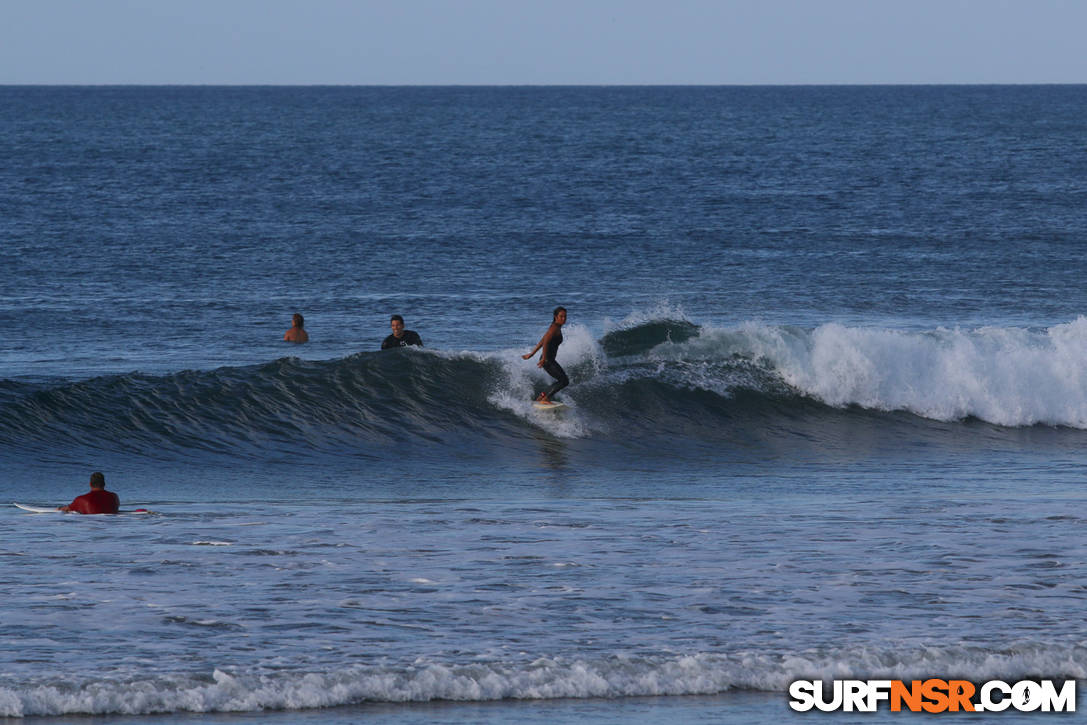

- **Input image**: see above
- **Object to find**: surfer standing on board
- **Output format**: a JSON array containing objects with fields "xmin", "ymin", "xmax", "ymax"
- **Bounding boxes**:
[
  {"xmin": 523, "ymin": 306, "xmax": 569, "ymax": 403},
  {"xmin": 59, "ymin": 472, "xmax": 120, "ymax": 514}
]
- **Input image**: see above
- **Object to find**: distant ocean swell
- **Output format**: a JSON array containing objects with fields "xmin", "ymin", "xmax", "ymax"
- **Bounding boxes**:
[
  {"xmin": 2, "ymin": 644, "xmax": 1084, "ymax": 716},
  {"xmin": 4, "ymin": 317, "xmax": 1087, "ymax": 458}
]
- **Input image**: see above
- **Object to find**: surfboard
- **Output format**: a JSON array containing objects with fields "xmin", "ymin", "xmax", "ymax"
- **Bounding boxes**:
[
  {"xmin": 13, "ymin": 503, "xmax": 154, "ymax": 514},
  {"xmin": 532, "ymin": 401, "xmax": 567, "ymax": 411},
  {"xmin": 13, "ymin": 503, "xmax": 61, "ymax": 513}
]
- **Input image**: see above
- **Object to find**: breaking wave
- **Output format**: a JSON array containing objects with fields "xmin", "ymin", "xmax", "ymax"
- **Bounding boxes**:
[
  {"xmin": 2, "ymin": 643, "xmax": 1083, "ymax": 716},
  {"xmin": 4, "ymin": 316, "xmax": 1087, "ymax": 459}
]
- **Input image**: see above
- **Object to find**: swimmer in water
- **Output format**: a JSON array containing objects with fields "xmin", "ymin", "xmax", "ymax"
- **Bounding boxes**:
[{"xmin": 284, "ymin": 313, "xmax": 309, "ymax": 343}]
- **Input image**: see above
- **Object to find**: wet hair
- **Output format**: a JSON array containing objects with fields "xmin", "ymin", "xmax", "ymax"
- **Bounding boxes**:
[
  {"xmin": 89, "ymin": 472, "xmax": 106, "ymax": 488},
  {"xmin": 292, "ymin": 313, "xmax": 304, "ymax": 328},
  {"xmin": 390, "ymin": 315, "xmax": 404, "ymax": 324},
  {"xmin": 552, "ymin": 306, "xmax": 567, "ymax": 321}
]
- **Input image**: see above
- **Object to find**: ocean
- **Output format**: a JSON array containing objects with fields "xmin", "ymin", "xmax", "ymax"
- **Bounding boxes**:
[{"xmin": 2, "ymin": 85, "xmax": 1086, "ymax": 723}]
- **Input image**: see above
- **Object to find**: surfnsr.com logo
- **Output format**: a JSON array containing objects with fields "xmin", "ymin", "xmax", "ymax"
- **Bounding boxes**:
[{"xmin": 789, "ymin": 679, "xmax": 1076, "ymax": 713}]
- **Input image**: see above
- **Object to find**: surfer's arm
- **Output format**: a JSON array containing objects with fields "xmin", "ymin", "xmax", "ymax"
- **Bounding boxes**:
[
  {"xmin": 522, "ymin": 338, "xmax": 544, "ymax": 360},
  {"xmin": 523, "ymin": 325, "xmax": 555, "ymax": 362},
  {"xmin": 532, "ymin": 325, "xmax": 559, "ymax": 365}
]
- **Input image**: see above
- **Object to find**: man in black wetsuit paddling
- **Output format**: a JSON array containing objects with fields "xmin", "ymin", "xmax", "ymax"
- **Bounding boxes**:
[{"xmin": 381, "ymin": 315, "xmax": 423, "ymax": 349}]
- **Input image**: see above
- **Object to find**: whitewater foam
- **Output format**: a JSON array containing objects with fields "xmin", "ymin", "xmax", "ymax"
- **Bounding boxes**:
[
  {"xmin": 3, "ymin": 645, "xmax": 1084, "ymax": 716},
  {"xmin": 736, "ymin": 317, "xmax": 1087, "ymax": 428}
]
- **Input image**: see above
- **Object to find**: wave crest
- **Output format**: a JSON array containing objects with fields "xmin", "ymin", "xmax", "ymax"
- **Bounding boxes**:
[{"xmin": 5, "ymin": 317, "xmax": 1087, "ymax": 459}]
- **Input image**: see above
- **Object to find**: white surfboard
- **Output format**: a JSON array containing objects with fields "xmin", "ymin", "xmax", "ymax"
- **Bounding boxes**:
[
  {"xmin": 13, "ymin": 503, "xmax": 61, "ymax": 513},
  {"xmin": 13, "ymin": 503, "xmax": 154, "ymax": 514},
  {"xmin": 532, "ymin": 401, "xmax": 567, "ymax": 411}
]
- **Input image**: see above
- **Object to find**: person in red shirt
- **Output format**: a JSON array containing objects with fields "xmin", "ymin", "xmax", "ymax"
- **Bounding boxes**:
[{"xmin": 59, "ymin": 472, "xmax": 120, "ymax": 514}]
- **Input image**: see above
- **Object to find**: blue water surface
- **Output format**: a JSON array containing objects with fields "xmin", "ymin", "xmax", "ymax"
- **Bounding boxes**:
[{"xmin": 2, "ymin": 86, "xmax": 1086, "ymax": 723}]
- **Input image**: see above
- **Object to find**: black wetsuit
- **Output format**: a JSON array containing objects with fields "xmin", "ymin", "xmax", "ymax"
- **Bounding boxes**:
[
  {"xmin": 541, "ymin": 326, "xmax": 569, "ymax": 399},
  {"xmin": 381, "ymin": 330, "xmax": 423, "ymax": 349}
]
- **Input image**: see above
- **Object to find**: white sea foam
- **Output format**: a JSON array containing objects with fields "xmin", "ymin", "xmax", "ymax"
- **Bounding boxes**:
[
  {"xmin": 2, "ymin": 645, "xmax": 1084, "ymax": 716},
  {"xmin": 705, "ymin": 317, "xmax": 1087, "ymax": 428}
]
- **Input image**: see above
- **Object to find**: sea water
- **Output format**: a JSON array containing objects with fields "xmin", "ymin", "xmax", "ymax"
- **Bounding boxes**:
[{"xmin": 2, "ymin": 86, "xmax": 1087, "ymax": 723}]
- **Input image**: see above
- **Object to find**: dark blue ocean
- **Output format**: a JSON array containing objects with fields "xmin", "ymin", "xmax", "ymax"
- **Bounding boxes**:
[{"xmin": 2, "ymin": 86, "xmax": 1087, "ymax": 723}]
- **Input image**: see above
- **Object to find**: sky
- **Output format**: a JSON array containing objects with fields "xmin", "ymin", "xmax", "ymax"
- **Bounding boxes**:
[{"xmin": 1, "ymin": 0, "xmax": 1085, "ymax": 85}]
